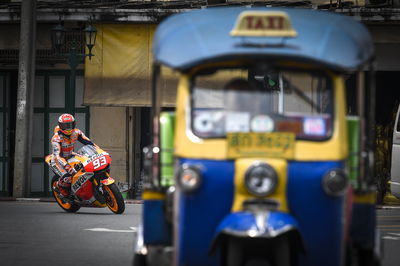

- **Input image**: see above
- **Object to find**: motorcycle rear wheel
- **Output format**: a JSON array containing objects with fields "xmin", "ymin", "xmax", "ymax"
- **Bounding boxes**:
[
  {"xmin": 103, "ymin": 183, "xmax": 125, "ymax": 214},
  {"xmin": 51, "ymin": 175, "xmax": 80, "ymax": 213}
]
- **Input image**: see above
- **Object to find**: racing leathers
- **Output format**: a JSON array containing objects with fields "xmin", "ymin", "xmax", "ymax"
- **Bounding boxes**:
[{"xmin": 49, "ymin": 126, "xmax": 95, "ymax": 190}]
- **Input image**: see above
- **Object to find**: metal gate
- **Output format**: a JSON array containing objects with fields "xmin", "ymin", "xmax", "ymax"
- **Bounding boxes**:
[
  {"xmin": 31, "ymin": 70, "xmax": 89, "ymax": 196},
  {"xmin": 0, "ymin": 72, "xmax": 10, "ymax": 196}
]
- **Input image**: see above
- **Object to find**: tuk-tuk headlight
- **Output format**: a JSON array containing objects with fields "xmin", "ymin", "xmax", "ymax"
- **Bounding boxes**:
[
  {"xmin": 177, "ymin": 164, "xmax": 202, "ymax": 193},
  {"xmin": 322, "ymin": 169, "xmax": 348, "ymax": 197},
  {"xmin": 245, "ymin": 163, "xmax": 278, "ymax": 197}
]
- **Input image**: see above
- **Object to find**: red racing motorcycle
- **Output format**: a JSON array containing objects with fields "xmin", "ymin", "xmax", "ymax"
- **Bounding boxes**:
[{"xmin": 45, "ymin": 145, "xmax": 125, "ymax": 214}]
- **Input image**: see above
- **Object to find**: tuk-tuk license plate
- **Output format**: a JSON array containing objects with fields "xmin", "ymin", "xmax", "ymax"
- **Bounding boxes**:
[{"xmin": 227, "ymin": 132, "xmax": 295, "ymax": 159}]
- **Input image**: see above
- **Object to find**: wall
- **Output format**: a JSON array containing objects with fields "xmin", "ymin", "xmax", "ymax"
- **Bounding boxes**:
[
  {"xmin": 90, "ymin": 106, "xmax": 127, "ymax": 183},
  {"xmin": 368, "ymin": 25, "xmax": 400, "ymax": 71}
]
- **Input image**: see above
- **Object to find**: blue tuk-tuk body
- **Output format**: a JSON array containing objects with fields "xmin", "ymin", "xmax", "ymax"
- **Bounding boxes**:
[
  {"xmin": 153, "ymin": 7, "xmax": 373, "ymax": 72},
  {"xmin": 135, "ymin": 7, "xmax": 379, "ymax": 266}
]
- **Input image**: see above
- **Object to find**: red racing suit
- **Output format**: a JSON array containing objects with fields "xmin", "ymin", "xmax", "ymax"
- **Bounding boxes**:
[{"xmin": 49, "ymin": 126, "xmax": 95, "ymax": 185}]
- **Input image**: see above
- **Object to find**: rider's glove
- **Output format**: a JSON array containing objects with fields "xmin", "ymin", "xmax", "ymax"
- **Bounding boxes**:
[
  {"xmin": 65, "ymin": 164, "xmax": 77, "ymax": 176},
  {"xmin": 60, "ymin": 174, "xmax": 72, "ymax": 185}
]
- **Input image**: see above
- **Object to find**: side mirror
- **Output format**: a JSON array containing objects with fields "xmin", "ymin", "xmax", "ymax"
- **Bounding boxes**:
[{"xmin": 264, "ymin": 73, "xmax": 280, "ymax": 91}]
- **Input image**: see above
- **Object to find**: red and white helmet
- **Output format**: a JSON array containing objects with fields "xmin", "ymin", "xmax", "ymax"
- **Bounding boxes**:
[{"xmin": 58, "ymin": 113, "xmax": 76, "ymax": 135}]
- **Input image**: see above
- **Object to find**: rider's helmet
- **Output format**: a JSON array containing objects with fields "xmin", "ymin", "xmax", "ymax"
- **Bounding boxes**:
[{"xmin": 58, "ymin": 113, "xmax": 76, "ymax": 135}]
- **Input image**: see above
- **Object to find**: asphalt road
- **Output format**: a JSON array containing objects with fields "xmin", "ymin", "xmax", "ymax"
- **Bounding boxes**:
[
  {"xmin": 1, "ymin": 201, "xmax": 400, "ymax": 266},
  {"xmin": 0, "ymin": 201, "xmax": 142, "ymax": 266},
  {"xmin": 378, "ymin": 207, "xmax": 400, "ymax": 266}
]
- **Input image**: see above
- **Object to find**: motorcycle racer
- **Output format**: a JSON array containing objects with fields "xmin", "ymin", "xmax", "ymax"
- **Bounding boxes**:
[{"xmin": 48, "ymin": 113, "xmax": 96, "ymax": 197}]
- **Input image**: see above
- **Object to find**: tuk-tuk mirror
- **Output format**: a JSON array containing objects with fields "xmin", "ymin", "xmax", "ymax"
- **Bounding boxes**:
[
  {"xmin": 249, "ymin": 67, "xmax": 281, "ymax": 92},
  {"xmin": 263, "ymin": 72, "xmax": 280, "ymax": 91}
]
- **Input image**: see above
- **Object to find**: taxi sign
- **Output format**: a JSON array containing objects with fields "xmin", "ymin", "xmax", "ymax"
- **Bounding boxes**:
[
  {"xmin": 227, "ymin": 132, "xmax": 295, "ymax": 159},
  {"xmin": 230, "ymin": 11, "xmax": 297, "ymax": 37}
]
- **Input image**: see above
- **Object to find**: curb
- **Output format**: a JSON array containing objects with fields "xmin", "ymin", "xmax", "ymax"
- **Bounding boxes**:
[
  {"xmin": 0, "ymin": 197, "xmax": 143, "ymax": 204},
  {"xmin": 1, "ymin": 198, "xmax": 399, "ymax": 207},
  {"xmin": 0, "ymin": 197, "xmax": 16, "ymax": 201}
]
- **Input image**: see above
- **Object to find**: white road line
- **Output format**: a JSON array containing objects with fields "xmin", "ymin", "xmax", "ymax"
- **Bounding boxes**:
[
  {"xmin": 84, "ymin": 227, "xmax": 137, "ymax": 233},
  {"xmin": 383, "ymin": 236, "xmax": 400, "ymax": 240},
  {"xmin": 16, "ymin": 198, "xmax": 40, "ymax": 201},
  {"xmin": 383, "ymin": 233, "xmax": 400, "ymax": 240}
]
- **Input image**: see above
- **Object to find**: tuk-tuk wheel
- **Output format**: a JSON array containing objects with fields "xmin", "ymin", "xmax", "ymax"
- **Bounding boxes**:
[
  {"xmin": 357, "ymin": 248, "xmax": 381, "ymax": 266},
  {"xmin": 133, "ymin": 254, "xmax": 147, "ymax": 266}
]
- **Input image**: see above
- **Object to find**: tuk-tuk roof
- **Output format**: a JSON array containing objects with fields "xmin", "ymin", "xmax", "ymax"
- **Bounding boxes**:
[{"xmin": 153, "ymin": 7, "xmax": 374, "ymax": 72}]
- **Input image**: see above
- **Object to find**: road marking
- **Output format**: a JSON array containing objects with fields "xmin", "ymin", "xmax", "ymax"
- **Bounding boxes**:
[
  {"xmin": 16, "ymin": 198, "xmax": 40, "ymax": 202},
  {"xmin": 383, "ymin": 236, "xmax": 400, "ymax": 240},
  {"xmin": 84, "ymin": 227, "xmax": 137, "ymax": 233},
  {"xmin": 382, "ymin": 232, "xmax": 400, "ymax": 240}
]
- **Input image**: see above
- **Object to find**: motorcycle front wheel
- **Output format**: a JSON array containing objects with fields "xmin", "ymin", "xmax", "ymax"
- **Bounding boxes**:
[
  {"xmin": 51, "ymin": 175, "xmax": 80, "ymax": 213},
  {"xmin": 103, "ymin": 183, "xmax": 125, "ymax": 214}
]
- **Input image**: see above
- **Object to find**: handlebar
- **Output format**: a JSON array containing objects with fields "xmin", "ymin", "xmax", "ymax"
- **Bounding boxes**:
[{"xmin": 74, "ymin": 163, "xmax": 83, "ymax": 171}]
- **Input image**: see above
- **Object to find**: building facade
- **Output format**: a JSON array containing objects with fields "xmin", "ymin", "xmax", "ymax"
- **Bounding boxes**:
[{"xmin": 1, "ymin": 0, "xmax": 400, "ymax": 198}]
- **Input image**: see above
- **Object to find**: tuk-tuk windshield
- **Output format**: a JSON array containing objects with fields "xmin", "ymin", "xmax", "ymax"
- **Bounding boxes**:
[{"xmin": 191, "ymin": 68, "xmax": 333, "ymax": 140}]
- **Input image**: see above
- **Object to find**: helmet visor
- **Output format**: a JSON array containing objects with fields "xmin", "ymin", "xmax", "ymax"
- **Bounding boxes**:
[{"xmin": 59, "ymin": 122, "xmax": 75, "ymax": 130}]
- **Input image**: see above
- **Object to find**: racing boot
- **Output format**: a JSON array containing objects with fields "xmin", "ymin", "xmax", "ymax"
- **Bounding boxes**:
[{"xmin": 58, "ymin": 174, "xmax": 72, "ymax": 198}]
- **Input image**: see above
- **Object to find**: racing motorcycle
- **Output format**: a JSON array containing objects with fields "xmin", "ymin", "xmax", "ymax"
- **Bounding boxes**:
[{"xmin": 45, "ymin": 144, "xmax": 125, "ymax": 214}]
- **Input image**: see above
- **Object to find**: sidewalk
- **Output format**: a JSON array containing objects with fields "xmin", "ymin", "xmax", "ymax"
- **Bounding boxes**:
[{"xmin": 378, "ymin": 193, "xmax": 400, "ymax": 209}]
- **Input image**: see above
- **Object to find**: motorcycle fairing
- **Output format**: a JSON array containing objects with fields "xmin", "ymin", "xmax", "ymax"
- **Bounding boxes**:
[
  {"xmin": 83, "ymin": 152, "xmax": 112, "ymax": 172},
  {"xmin": 45, "ymin": 155, "xmax": 52, "ymax": 164},
  {"xmin": 71, "ymin": 172, "xmax": 94, "ymax": 197},
  {"xmin": 101, "ymin": 177, "xmax": 115, "ymax": 185}
]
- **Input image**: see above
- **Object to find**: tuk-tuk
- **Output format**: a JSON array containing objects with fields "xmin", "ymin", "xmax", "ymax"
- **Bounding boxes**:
[{"xmin": 133, "ymin": 7, "xmax": 381, "ymax": 266}]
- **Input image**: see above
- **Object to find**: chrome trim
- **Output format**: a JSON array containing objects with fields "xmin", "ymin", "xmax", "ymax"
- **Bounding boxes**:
[
  {"xmin": 173, "ymin": 180, "xmax": 181, "ymax": 266},
  {"xmin": 222, "ymin": 210, "xmax": 296, "ymax": 238},
  {"xmin": 245, "ymin": 162, "xmax": 278, "ymax": 197},
  {"xmin": 253, "ymin": 211, "xmax": 269, "ymax": 236},
  {"xmin": 242, "ymin": 199, "xmax": 280, "ymax": 212},
  {"xmin": 177, "ymin": 164, "xmax": 202, "ymax": 193},
  {"xmin": 222, "ymin": 223, "xmax": 297, "ymax": 239},
  {"xmin": 133, "ymin": 223, "xmax": 148, "ymax": 256}
]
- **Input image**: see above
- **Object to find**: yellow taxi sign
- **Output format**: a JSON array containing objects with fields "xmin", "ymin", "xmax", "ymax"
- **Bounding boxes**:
[
  {"xmin": 227, "ymin": 132, "xmax": 296, "ymax": 159},
  {"xmin": 230, "ymin": 11, "xmax": 297, "ymax": 37}
]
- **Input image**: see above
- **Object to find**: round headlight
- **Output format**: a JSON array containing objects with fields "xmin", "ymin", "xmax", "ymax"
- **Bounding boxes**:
[
  {"xmin": 177, "ymin": 164, "xmax": 202, "ymax": 193},
  {"xmin": 245, "ymin": 163, "xmax": 278, "ymax": 197},
  {"xmin": 322, "ymin": 169, "xmax": 348, "ymax": 197}
]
